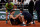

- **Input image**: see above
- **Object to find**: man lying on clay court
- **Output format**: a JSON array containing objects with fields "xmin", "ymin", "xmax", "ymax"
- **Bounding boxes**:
[
  {"xmin": 9, "ymin": 10, "xmax": 22, "ymax": 25},
  {"xmin": 19, "ymin": 9, "xmax": 32, "ymax": 26}
]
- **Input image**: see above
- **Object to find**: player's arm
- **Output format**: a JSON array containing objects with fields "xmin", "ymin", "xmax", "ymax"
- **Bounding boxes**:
[
  {"xmin": 9, "ymin": 15, "xmax": 15, "ymax": 19},
  {"xmin": 5, "ymin": 3, "xmax": 8, "ymax": 9},
  {"xmin": 5, "ymin": 3, "xmax": 8, "ymax": 17},
  {"xmin": 11, "ymin": 2, "xmax": 14, "ymax": 7},
  {"xmin": 13, "ymin": 4, "xmax": 15, "ymax": 8},
  {"xmin": 11, "ymin": 2, "xmax": 15, "ymax": 9},
  {"xmin": 10, "ymin": 14, "xmax": 20, "ymax": 19}
]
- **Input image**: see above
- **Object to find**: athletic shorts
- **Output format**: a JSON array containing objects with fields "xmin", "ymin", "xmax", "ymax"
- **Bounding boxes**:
[
  {"xmin": 10, "ymin": 18, "xmax": 22, "ymax": 25},
  {"xmin": 7, "ymin": 8, "xmax": 13, "ymax": 12}
]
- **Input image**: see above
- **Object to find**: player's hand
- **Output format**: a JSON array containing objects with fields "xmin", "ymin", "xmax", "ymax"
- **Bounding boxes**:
[
  {"xmin": 16, "ymin": 14, "xmax": 21, "ymax": 17},
  {"xmin": 21, "ymin": 15, "xmax": 24, "ymax": 17},
  {"xmin": 18, "ymin": 14, "xmax": 21, "ymax": 16}
]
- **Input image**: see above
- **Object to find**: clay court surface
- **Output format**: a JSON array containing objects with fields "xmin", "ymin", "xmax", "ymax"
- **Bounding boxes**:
[{"xmin": 0, "ymin": 21, "xmax": 40, "ymax": 27}]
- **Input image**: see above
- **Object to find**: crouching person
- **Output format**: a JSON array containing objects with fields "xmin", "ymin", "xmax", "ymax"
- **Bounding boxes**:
[{"xmin": 19, "ymin": 9, "xmax": 32, "ymax": 26}]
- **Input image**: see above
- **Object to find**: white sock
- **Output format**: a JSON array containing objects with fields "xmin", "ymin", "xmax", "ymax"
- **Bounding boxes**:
[{"xmin": 23, "ymin": 22, "xmax": 25, "ymax": 24}]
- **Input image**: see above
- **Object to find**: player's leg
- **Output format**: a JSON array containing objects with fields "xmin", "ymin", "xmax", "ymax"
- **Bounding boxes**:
[
  {"xmin": 20, "ymin": 16, "xmax": 26, "ymax": 26},
  {"xmin": 10, "ymin": 18, "xmax": 16, "ymax": 25},
  {"xmin": 21, "ymin": 16, "xmax": 26, "ymax": 24},
  {"xmin": 16, "ymin": 18, "xmax": 22, "ymax": 24},
  {"xmin": 19, "ymin": 16, "xmax": 22, "ymax": 22},
  {"xmin": 6, "ymin": 10, "xmax": 8, "ymax": 24},
  {"xmin": 26, "ymin": 18, "xmax": 32, "ymax": 25}
]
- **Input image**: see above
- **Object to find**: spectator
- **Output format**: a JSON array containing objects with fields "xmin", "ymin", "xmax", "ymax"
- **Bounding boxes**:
[
  {"xmin": 18, "ymin": 0, "xmax": 24, "ymax": 5},
  {"xmin": 34, "ymin": 0, "xmax": 40, "ymax": 22},
  {"xmin": 0, "ymin": 0, "xmax": 2, "ymax": 9},
  {"xmin": 28, "ymin": 0, "xmax": 34, "ymax": 16}
]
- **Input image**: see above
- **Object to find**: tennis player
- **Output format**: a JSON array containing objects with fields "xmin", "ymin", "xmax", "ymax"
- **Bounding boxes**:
[
  {"xmin": 9, "ymin": 10, "xmax": 21, "ymax": 25},
  {"xmin": 5, "ymin": 1, "xmax": 15, "ymax": 23}
]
